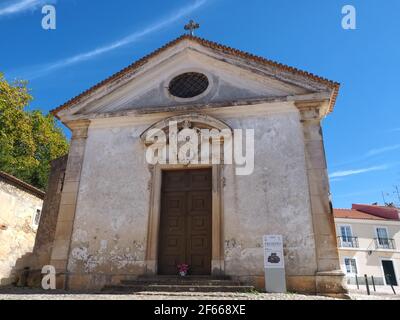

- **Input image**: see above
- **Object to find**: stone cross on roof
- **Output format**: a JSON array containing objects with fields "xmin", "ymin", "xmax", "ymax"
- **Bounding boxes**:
[{"xmin": 184, "ymin": 20, "xmax": 200, "ymax": 36}]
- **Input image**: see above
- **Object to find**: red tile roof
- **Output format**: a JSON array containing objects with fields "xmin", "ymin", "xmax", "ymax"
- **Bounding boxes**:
[
  {"xmin": 334, "ymin": 205, "xmax": 400, "ymax": 221},
  {"xmin": 51, "ymin": 35, "xmax": 340, "ymax": 119},
  {"xmin": 334, "ymin": 209, "xmax": 387, "ymax": 221},
  {"xmin": 352, "ymin": 204, "xmax": 399, "ymax": 220}
]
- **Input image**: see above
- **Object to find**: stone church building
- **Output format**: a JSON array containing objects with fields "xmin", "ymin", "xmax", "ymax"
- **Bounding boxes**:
[{"xmin": 40, "ymin": 35, "xmax": 346, "ymax": 294}]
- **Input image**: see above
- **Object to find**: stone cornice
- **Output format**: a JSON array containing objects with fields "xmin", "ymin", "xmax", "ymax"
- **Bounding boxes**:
[
  {"xmin": 296, "ymin": 99, "xmax": 331, "ymax": 121},
  {"xmin": 67, "ymin": 120, "xmax": 91, "ymax": 139},
  {"xmin": 59, "ymin": 92, "xmax": 331, "ymax": 126},
  {"xmin": 51, "ymin": 35, "xmax": 339, "ymax": 119}
]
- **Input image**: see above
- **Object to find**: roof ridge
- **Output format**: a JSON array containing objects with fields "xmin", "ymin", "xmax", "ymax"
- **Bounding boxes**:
[
  {"xmin": 51, "ymin": 34, "xmax": 340, "ymax": 119},
  {"xmin": 189, "ymin": 35, "xmax": 340, "ymax": 87},
  {"xmin": 0, "ymin": 171, "xmax": 45, "ymax": 199}
]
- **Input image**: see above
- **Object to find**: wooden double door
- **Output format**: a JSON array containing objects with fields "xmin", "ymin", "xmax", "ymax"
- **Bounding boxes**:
[{"xmin": 158, "ymin": 169, "xmax": 212, "ymax": 275}]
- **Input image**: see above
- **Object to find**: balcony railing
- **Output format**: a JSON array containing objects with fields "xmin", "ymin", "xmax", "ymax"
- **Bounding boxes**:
[
  {"xmin": 374, "ymin": 238, "xmax": 396, "ymax": 250},
  {"xmin": 337, "ymin": 236, "xmax": 359, "ymax": 248}
]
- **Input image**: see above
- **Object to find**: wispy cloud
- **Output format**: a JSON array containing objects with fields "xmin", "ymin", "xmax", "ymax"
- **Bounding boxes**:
[
  {"xmin": 335, "ymin": 190, "xmax": 380, "ymax": 199},
  {"xmin": 331, "ymin": 143, "xmax": 400, "ymax": 169},
  {"xmin": 366, "ymin": 144, "xmax": 400, "ymax": 157},
  {"xmin": 15, "ymin": 0, "xmax": 207, "ymax": 79},
  {"xmin": 0, "ymin": 0, "xmax": 53, "ymax": 17},
  {"xmin": 329, "ymin": 165, "xmax": 389, "ymax": 178}
]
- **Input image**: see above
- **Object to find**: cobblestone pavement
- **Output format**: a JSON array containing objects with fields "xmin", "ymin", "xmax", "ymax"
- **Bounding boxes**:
[
  {"xmin": 349, "ymin": 291, "xmax": 400, "ymax": 300},
  {"xmin": 0, "ymin": 287, "xmax": 398, "ymax": 300},
  {"xmin": 347, "ymin": 285, "xmax": 399, "ymax": 296},
  {"xmin": 0, "ymin": 287, "xmax": 335, "ymax": 300}
]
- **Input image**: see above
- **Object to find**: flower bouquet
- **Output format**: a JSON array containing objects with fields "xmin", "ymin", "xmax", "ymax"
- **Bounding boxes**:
[{"xmin": 177, "ymin": 263, "xmax": 189, "ymax": 277}]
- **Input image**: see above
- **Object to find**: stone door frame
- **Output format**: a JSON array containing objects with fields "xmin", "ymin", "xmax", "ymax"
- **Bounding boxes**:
[{"xmin": 145, "ymin": 163, "xmax": 224, "ymax": 276}]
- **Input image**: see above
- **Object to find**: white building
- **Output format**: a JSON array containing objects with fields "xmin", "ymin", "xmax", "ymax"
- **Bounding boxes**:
[
  {"xmin": 334, "ymin": 204, "xmax": 400, "ymax": 287},
  {"xmin": 41, "ymin": 34, "xmax": 346, "ymax": 294},
  {"xmin": 0, "ymin": 171, "xmax": 44, "ymax": 285}
]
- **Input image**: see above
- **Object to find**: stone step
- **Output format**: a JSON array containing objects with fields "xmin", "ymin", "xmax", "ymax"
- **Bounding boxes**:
[
  {"xmin": 103, "ymin": 284, "xmax": 255, "ymax": 293},
  {"xmin": 137, "ymin": 275, "xmax": 233, "ymax": 281},
  {"xmin": 121, "ymin": 278, "xmax": 241, "ymax": 286},
  {"xmin": 121, "ymin": 276, "xmax": 241, "ymax": 286}
]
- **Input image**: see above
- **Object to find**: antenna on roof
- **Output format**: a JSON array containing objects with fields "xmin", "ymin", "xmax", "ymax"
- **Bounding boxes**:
[
  {"xmin": 382, "ymin": 191, "xmax": 387, "ymax": 205},
  {"xmin": 394, "ymin": 185, "xmax": 400, "ymax": 207}
]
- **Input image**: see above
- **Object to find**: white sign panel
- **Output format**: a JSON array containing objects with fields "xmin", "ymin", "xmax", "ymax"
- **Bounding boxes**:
[{"xmin": 263, "ymin": 235, "xmax": 284, "ymax": 269}]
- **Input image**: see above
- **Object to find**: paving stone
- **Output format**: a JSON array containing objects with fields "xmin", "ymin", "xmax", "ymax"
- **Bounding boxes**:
[{"xmin": 0, "ymin": 286, "xmax": 399, "ymax": 300}]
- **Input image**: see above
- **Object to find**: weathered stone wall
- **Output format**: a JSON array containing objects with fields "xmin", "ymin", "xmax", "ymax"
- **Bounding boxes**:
[
  {"xmin": 222, "ymin": 111, "xmax": 317, "ymax": 280},
  {"xmin": 0, "ymin": 180, "xmax": 43, "ymax": 285},
  {"xmin": 66, "ymin": 122, "xmax": 151, "ymax": 289},
  {"xmin": 48, "ymin": 36, "xmax": 346, "ymax": 293},
  {"xmin": 27, "ymin": 156, "xmax": 68, "ymax": 285},
  {"xmin": 63, "ymin": 103, "xmax": 321, "ymax": 290}
]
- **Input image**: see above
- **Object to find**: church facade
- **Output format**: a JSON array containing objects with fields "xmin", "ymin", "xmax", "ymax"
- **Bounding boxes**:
[{"xmin": 45, "ymin": 35, "xmax": 346, "ymax": 294}]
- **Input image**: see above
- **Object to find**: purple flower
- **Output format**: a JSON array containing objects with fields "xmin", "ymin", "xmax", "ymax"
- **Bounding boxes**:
[{"xmin": 177, "ymin": 264, "xmax": 190, "ymax": 273}]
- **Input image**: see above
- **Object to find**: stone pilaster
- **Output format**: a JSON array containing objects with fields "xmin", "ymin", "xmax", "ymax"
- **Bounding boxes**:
[
  {"xmin": 297, "ymin": 103, "xmax": 347, "ymax": 295},
  {"xmin": 49, "ymin": 120, "xmax": 90, "ymax": 290}
]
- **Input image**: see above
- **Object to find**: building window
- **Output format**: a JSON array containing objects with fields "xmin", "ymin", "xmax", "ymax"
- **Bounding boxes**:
[
  {"xmin": 339, "ymin": 225, "xmax": 357, "ymax": 247},
  {"xmin": 33, "ymin": 209, "xmax": 42, "ymax": 227},
  {"xmin": 169, "ymin": 72, "xmax": 209, "ymax": 98},
  {"xmin": 340, "ymin": 225, "xmax": 352, "ymax": 241},
  {"xmin": 344, "ymin": 258, "xmax": 358, "ymax": 274},
  {"xmin": 376, "ymin": 227, "xmax": 390, "ymax": 248}
]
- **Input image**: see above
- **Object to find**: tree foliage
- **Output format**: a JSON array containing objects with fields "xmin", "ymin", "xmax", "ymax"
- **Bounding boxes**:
[{"xmin": 0, "ymin": 73, "xmax": 69, "ymax": 190}]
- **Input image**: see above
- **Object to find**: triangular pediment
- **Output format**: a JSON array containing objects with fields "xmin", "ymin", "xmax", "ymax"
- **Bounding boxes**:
[{"xmin": 54, "ymin": 36, "xmax": 338, "ymax": 122}]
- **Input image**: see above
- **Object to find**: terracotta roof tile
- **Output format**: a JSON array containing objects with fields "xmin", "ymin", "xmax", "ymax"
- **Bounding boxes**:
[
  {"xmin": 51, "ymin": 35, "xmax": 340, "ymax": 119},
  {"xmin": 352, "ymin": 204, "xmax": 399, "ymax": 220},
  {"xmin": 333, "ymin": 209, "xmax": 397, "ymax": 221}
]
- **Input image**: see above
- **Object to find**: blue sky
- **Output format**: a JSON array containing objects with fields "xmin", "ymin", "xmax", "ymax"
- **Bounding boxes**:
[{"xmin": 1, "ymin": 0, "xmax": 399, "ymax": 208}]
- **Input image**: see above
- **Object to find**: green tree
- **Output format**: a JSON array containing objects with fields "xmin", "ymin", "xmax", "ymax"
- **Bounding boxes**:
[{"xmin": 0, "ymin": 72, "xmax": 69, "ymax": 190}]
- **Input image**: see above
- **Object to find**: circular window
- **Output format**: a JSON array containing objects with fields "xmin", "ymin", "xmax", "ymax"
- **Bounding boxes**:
[{"xmin": 169, "ymin": 72, "xmax": 209, "ymax": 99}]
